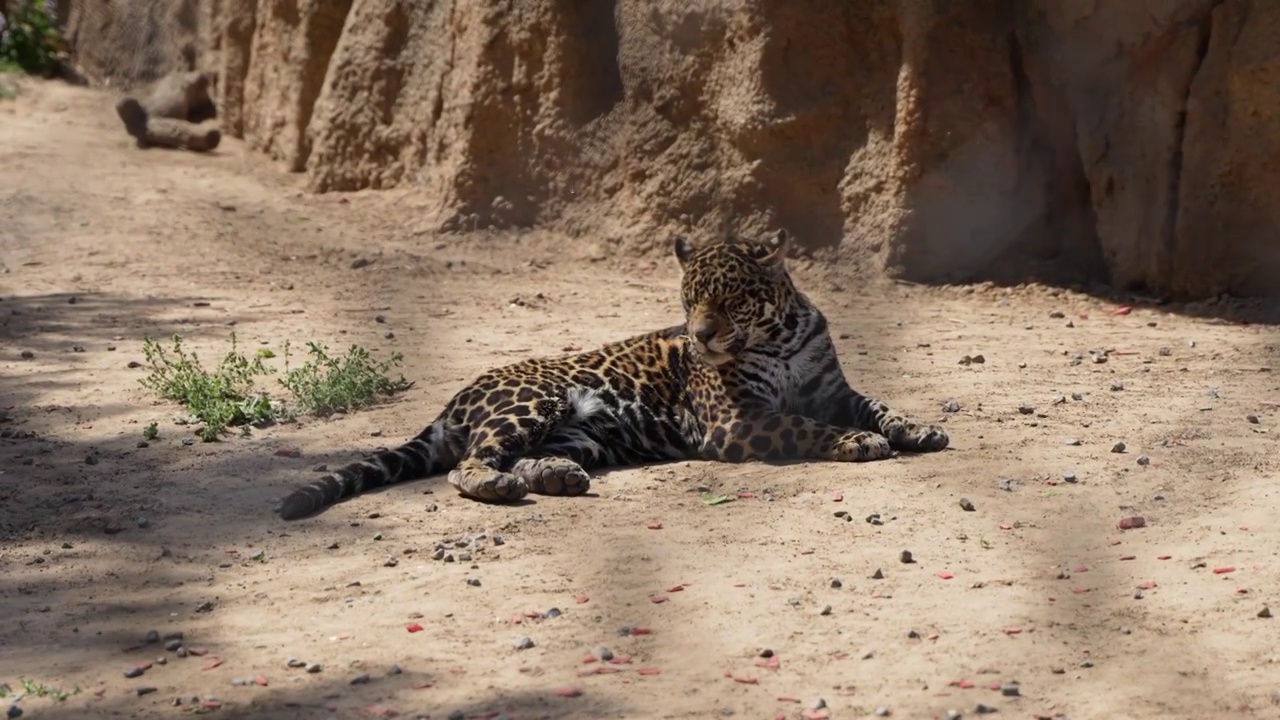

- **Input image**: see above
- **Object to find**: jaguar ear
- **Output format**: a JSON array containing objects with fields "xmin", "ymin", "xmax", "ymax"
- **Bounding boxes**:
[
  {"xmin": 759, "ymin": 229, "xmax": 789, "ymax": 266},
  {"xmin": 673, "ymin": 235, "xmax": 696, "ymax": 267}
]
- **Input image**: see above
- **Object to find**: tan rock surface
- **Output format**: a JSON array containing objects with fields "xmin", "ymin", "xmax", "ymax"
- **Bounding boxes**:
[{"xmin": 55, "ymin": 0, "xmax": 1280, "ymax": 297}]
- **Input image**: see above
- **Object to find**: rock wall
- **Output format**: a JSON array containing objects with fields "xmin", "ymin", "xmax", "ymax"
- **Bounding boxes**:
[{"xmin": 59, "ymin": 0, "xmax": 1280, "ymax": 299}]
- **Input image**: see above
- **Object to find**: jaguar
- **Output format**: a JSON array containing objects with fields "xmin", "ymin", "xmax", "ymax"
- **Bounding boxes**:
[{"xmin": 277, "ymin": 229, "xmax": 949, "ymax": 520}]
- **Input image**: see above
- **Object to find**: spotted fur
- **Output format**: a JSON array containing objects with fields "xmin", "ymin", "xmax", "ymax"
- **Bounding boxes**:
[{"xmin": 277, "ymin": 230, "xmax": 949, "ymax": 520}]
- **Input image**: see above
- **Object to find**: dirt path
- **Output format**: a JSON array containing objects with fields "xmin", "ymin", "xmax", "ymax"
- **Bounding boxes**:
[{"xmin": 2, "ymin": 79, "xmax": 1279, "ymax": 720}]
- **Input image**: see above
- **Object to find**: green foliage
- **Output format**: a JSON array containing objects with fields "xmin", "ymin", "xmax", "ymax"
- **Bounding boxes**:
[
  {"xmin": 139, "ymin": 334, "xmax": 282, "ymax": 442},
  {"xmin": 139, "ymin": 334, "xmax": 410, "ymax": 441},
  {"xmin": 0, "ymin": 1, "xmax": 65, "ymax": 77},
  {"xmin": 15, "ymin": 678, "xmax": 80, "ymax": 701},
  {"xmin": 142, "ymin": 421, "xmax": 159, "ymax": 441},
  {"xmin": 281, "ymin": 341, "xmax": 412, "ymax": 417}
]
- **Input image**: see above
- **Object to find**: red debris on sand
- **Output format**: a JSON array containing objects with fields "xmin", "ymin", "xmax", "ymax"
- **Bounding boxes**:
[
  {"xmin": 1213, "ymin": 566, "xmax": 1236, "ymax": 575},
  {"xmin": 1117, "ymin": 516, "xmax": 1146, "ymax": 530},
  {"xmin": 637, "ymin": 667, "xmax": 660, "ymax": 676},
  {"xmin": 937, "ymin": 572, "xmax": 954, "ymax": 580},
  {"xmin": 650, "ymin": 596, "xmax": 668, "ymax": 604},
  {"xmin": 201, "ymin": 658, "xmax": 223, "ymax": 671},
  {"xmin": 646, "ymin": 522, "xmax": 663, "ymax": 530},
  {"xmin": 406, "ymin": 623, "xmax": 425, "ymax": 633},
  {"xmin": 732, "ymin": 674, "xmax": 759, "ymax": 685},
  {"xmin": 755, "ymin": 656, "xmax": 780, "ymax": 670},
  {"xmin": 1113, "ymin": 305, "xmax": 1132, "ymax": 315},
  {"xmin": 552, "ymin": 686, "xmax": 583, "ymax": 698},
  {"xmin": 575, "ymin": 595, "xmax": 589, "ymax": 604}
]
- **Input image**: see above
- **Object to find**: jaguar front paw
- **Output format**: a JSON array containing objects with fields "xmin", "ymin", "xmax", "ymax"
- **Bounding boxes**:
[
  {"xmin": 884, "ymin": 419, "xmax": 949, "ymax": 453},
  {"xmin": 833, "ymin": 431, "xmax": 893, "ymax": 461}
]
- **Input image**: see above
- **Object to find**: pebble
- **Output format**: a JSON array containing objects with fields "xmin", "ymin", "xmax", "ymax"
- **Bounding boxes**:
[
  {"xmin": 996, "ymin": 478, "xmax": 1017, "ymax": 492},
  {"xmin": 819, "ymin": 604, "xmax": 833, "ymax": 616},
  {"xmin": 1062, "ymin": 471, "xmax": 1078, "ymax": 483},
  {"xmin": 1136, "ymin": 454, "xmax": 1150, "ymax": 466},
  {"xmin": 591, "ymin": 645, "xmax": 614, "ymax": 661},
  {"xmin": 465, "ymin": 576, "xmax": 481, "ymax": 587},
  {"xmin": 945, "ymin": 711, "xmax": 962, "ymax": 720},
  {"xmin": 1259, "ymin": 606, "xmax": 1273, "ymax": 619},
  {"xmin": 1111, "ymin": 442, "xmax": 1126, "ymax": 453},
  {"xmin": 545, "ymin": 607, "xmax": 562, "ymax": 618},
  {"xmin": 1017, "ymin": 404, "xmax": 1034, "ymax": 415},
  {"xmin": 871, "ymin": 568, "xmax": 884, "ymax": 580},
  {"xmin": 809, "ymin": 698, "xmax": 827, "ymax": 710},
  {"xmin": 448, "ymin": 712, "xmax": 466, "ymax": 720},
  {"xmin": 1000, "ymin": 683, "xmax": 1020, "ymax": 697},
  {"xmin": 123, "ymin": 667, "xmax": 145, "ymax": 679},
  {"xmin": 306, "ymin": 663, "xmax": 322, "ymax": 674},
  {"xmin": 513, "ymin": 636, "xmax": 535, "ymax": 650},
  {"xmin": 164, "ymin": 639, "xmax": 182, "ymax": 652},
  {"xmin": 975, "ymin": 704, "xmax": 998, "ymax": 715},
  {"xmin": 7, "ymin": 706, "xmax": 22, "ymax": 718},
  {"xmin": 349, "ymin": 673, "xmax": 371, "ymax": 685},
  {"xmin": 387, "ymin": 664, "xmax": 403, "ymax": 675},
  {"xmin": 874, "ymin": 707, "xmax": 892, "ymax": 717},
  {"xmin": 899, "ymin": 550, "xmax": 915, "ymax": 564},
  {"xmin": 959, "ymin": 497, "xmax": 975, "ymax": 512},
  {"xmin": 1064, "ymin": 437, "xmax": 1081, "ymax": 446},
  {"xmin": 1110, "ymin": 381, "xmax": 1124, "ymax": 391},
  {"xmin": 1247, "ymin": 414, "xmax": 1260, "ymax": 424},
  {"xmin": 144, "ymin": 630, "xmax": 160, "ymax": 644},
  {"xmin": 942, "ymin": 399, "xmax": 961, "ymax": 413},
  {"xmin": 286, "ymin": 658, "xmax": 305, "ymax": 668}
]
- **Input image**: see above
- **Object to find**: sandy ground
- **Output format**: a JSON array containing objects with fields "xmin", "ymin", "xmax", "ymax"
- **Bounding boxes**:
[{"xmin": 2, "ymin": 79, "xmax": 1280, "ymax": 720}]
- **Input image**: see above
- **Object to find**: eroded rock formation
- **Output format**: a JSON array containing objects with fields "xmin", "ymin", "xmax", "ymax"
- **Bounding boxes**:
[{"xmin": 59, "ymin": 0, "xmax": 1280, "ymax": 299}]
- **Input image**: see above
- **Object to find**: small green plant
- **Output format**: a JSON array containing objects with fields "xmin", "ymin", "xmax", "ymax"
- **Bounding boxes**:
[
  {"xmin": 0, "ymin": 1, "xmax": 66, "ymax": 77},
  {"xmin": 17, "ymin": 678, "xmax": 80, "ymax": 701},
  {"xmin": 139, "ymin": 334, "xmax": 283, "ymax": 441},
  {"xmin": 139, "ymin": 334, "xmax": 410, "ymax": 439},
  {"xmin": 280, "ymin": 341, "xmax": 412, "ymax": 417}
]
